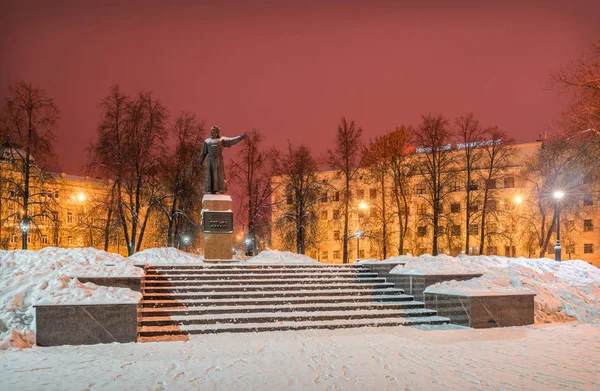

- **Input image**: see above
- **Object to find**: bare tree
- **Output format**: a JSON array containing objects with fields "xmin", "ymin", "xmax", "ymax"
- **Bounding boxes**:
[
  {"xmin": 412, "ymin": 114, "xmax": 458, "ymax": 255},
  {"xmin": 0, "ymin": 81, "xmax": 59, "ymax": 249},
  {"xmin": 89, "ymin": 86, "xmax": 168, "ymax": 255},
  {"xmin": 327, "ymin": 117, "xmax": 364, "ymax": 263},
  {"xmin": 551, "ymin": 40, "xmax": 600, "ymax": 138},
  {"xmin": 157, "ymin": 112, "xmax": 205, "ymax": 248},
  {"xmin": 455, "ymin": 113, "xmax": 487, "ymax": 253},
  {"xmin": 87, "ymin": 85, "xmax": 128, "ymax": 251},
  {"xmin": 229, "ymin": 129, "xmax": 280, "ymax": 255},
  {"xmin": 476, "ymin": 129, "xmax": 515, "ymax": 254},
  {"xmin": 274, "ymin": 144, "xmax": 322, "ymax": 254}
]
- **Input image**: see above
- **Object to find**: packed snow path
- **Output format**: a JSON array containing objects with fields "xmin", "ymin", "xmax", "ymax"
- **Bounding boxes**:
[
  {"xmin": 2, "ymin": 323, "xmax": 598, "ymax": 390},
  {"xmin": 138, "ymin": 264, "xmax": 449, "ymax": 340}
]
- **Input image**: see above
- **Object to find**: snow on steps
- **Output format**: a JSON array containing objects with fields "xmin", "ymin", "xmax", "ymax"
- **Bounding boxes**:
[{"xmin": 138, "ymin": 264, "xmax": 450, "ymax": 340}]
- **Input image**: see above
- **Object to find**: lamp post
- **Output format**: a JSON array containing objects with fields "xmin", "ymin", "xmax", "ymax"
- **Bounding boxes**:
[
  {"xmin": 20, "ymin": 217, "xmax": 30, "ymax": 250},
  {"xmin": 182, "ymin": 235, "xmax": 191, "ymax": 252},
  {"xmin": 553, "ymin": 190, "xmax": 564, "ymax": 262},
  {"xmin": 355, "ymin": 201, "xmax": 369, "ymax": 262}
]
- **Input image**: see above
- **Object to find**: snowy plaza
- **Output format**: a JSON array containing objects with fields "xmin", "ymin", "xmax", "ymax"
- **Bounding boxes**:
[{"xmin": 1, "ymin": 248, "xmax": 599, "ymax": 390}]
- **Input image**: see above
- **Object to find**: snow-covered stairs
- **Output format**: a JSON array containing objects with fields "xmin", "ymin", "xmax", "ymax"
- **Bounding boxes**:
[{"xmin": 138, "ymin": 264, "xmax": 450, "ymax": 341}]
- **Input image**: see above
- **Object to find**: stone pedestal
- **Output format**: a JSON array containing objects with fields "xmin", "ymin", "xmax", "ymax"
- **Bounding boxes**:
[{"xmin": 202, "ymin": 194, "xmax": 234, "ymax": 260}]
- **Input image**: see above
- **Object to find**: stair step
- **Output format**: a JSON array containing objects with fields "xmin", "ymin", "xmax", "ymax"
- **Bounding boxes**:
[
  {"xmin": 138, "ymin": 315, "xmax": 450, "ymax": 336},
  {"xmin": 142, "ymin": 282, "xmax": 394, "ymax": 293},
  {"xmin": 141, "ymin": 294, "xmax": 415, "ymax": 308},
  {"xmin": 139, "ymin": 301, "xmax": 426, "ymax": 316},
  {"xmin": 145, "ymin": 264, "xmax": 365, "ymax": 270},
  {"xmin": 143, "ymin": 272, "xmax": 379, "ymax": 280},
  {"xmin": 146, "ymin": 269, "xmax": 374, "ymax": 276},
  {"xmin": 142, "ymin": 288, "xmax": 405, "ymax": 300},
  {"xmin": 142, "ymin": 277, "xmax": 386, "ymax": 286},
  {"xmin": 139, "ymin": 308, "xmax": 438, "ymax": 326}
]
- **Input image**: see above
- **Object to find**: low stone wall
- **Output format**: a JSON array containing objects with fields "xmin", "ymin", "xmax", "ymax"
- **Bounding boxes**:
[
  {"xmin": 361, "ymin": 262, "xmax": 405, "ymax": 276},
  {"xmin": 35, "ymin": 302, "xmax": 139, "ymax": 346},
  {"xmin": 76, "ymin": 276, "xmax": 142, "ymax": 292},
  {"xmin": 423, "ymin": 292, "xmax": 535, "ymax": 328},
  {"xmin": 380, "ymin": 273, "xmax": 482, "ymax": 302}
]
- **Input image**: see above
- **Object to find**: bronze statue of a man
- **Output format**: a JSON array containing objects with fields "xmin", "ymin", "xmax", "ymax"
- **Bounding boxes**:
[{"xmin": 200, "ymin": 126, "xmax": 247, "ymax": 194}]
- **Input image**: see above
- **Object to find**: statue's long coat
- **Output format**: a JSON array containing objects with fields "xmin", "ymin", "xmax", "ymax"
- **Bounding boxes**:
[{"xmin": 201, "ymin": 135, "xmax": 245, "ymax": 193}]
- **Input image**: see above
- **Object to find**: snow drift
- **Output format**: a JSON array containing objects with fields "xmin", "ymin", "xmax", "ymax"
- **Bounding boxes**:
[
  {"xmin": 389, "ymin": 254, "xmax": 600, "ymax": 324},
  {"xmin": 129, "ymin": 247, "xmax": 204, "ymax": 264},
  {"xmin": 247, "ymin": 250, "xmax": 321, "ymax": 264},
  {"xmin": 0, "ymin": 248, "xmax": 142, "ymax": 350}
]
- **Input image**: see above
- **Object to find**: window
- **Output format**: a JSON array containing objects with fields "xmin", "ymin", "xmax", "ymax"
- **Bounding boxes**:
[
  {"xmin": 468, "ymin": 181, "xmax": 478, "ymax": 191},
  {"xmin": 41, "ymin": 235, "xmax": 48, "ymax": 245},
  {"xmin": 320, "ymin": 210, "xmax": 328, "ymax": 220},
  {"xmin": 11, "ymin": 235, "xmax": 18, "ymax": 243},
  {"xmin": 333, "ymin": 231, "xmax": 340, "ymax": 240},
  {"xmin": 485, "ymin": 200, "xmax": 497, "ymax": 212},
  {"xmin": 357, "ymin": 189, "xmax": 365, "ymax": 199},
  {"xmin": 67, "ymin": 212, "xmax": 73, "ymax": 224},
  {"xmin": 310, "ymin": 251, "xmax": 317, "ymax": 259},
  {"xmin": 52, "ymin": 211, "xmax": 59, "ymax": 221},
  {"xmin": 451, "ymin": 225, "xmax": 461, "ymax": 237},
  {"xmin": 504, "ymin": 177, "xmax": 515, "ymax": 188},
  {"xmin": 320, "ymin": 192, "xmax": 328, "ymax": 203},
  {"xmin": 583, "ymin": 195, "xmax": 594, "ymax": 207},
  {"xmin": 67, "ymin": 236, "xmax": 73, "ymax": 245},
  {"xmin": 486, "ymin": 246, "xmax": 498, "ymax": 255},
  {"xmin": 286, "ymin": 193, "xmax": 293, "ymax": 205},
  {"xmin": 369, "ymin": 207, "xmax": 376, "ymax": 218},
  {"xmin": 505, "ymin": 246, "xmax": 516, "ymax": 257},
  {"xmin": 449, "ymin": 181, "xmax": 460, "ymax": 192},
  {"xmin": 468, "ymin": 224, "xmax": 479, "ymax": 236},
  {"xmin": 417, "ymin": 204, "xmax": 427, "ymax": 215},
  {"xmin": 416, "ymin": 183, "xmax": 426, "ymax": 194},
  {"xmin": 333, "ymin": 191, "xmax": 340, "ymax": 202},
  {"xmin": 469, "ymin": 203, "xmax": 480, "ymax": 212},
  {"xmin": 369, "ymin": 188, "xmax": 377, "ymax": 200},
  {"xmin": 77, "ymin": 214, "xmax": 85, "ymax": 224},
  {"xmin": 321, "ymin": 251, "xmax": 328, "ymax": 260},
  {"xmin": 583, "ymin": 219, "xmax": 594, "ymax": 232},
  {"xmin": 486, "ymin": 179, "xmax": 497, "ymax": 189},
  {"xmin": 450, "ymin": 203, "xmax": 461, "ymax": 213},
  {"xmin": 54, "ymin": 190, "xmax": 60, "ymax": 199},
  {"xmin": 333, "ymin": 250, "xmax": 340, "ymax": 259},
  {"xmin": 417, "ymin": 226, "xmax": 427, "ymax": 237},
  {"xmin": 584, "ymin": 244, "xmax": 593, "ymax": 254},
  {"xmin": 333, "ymin": 210, "xmax": 340, "ymax": 220}
]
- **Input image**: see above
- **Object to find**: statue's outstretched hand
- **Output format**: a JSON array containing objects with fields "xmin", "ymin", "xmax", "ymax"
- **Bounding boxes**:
[{"xmin": 241, "ymin": 133, "xmax": 248, "ymax": 139}]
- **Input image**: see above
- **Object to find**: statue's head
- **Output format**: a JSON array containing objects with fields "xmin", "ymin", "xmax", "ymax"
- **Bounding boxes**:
[{"xmin": 210, "ymin": 126, "xmax": 220, "ymax": 138}]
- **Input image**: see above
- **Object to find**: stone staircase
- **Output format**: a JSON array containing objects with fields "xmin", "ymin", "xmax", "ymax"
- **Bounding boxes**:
[{"xmin": 138, "ymin": 264, "xmax": 450, "ymax": 341}]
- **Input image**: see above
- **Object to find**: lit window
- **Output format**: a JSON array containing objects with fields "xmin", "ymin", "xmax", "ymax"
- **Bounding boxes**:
[{"xmin": 583, "ymin": 219, "xmax": 594, "ymax": 232}]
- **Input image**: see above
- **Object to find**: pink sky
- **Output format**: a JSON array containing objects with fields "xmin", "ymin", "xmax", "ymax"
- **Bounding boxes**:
[{"xmin": 1, "ymin": 0, "xmax": 599, "ymax": 174}]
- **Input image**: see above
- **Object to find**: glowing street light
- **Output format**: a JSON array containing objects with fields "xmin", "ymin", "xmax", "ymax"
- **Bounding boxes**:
[
  {"xmin": 553, "ymin": 190, "xmax": 565, "ymax": 200},
  {"xmin": 553, "ymin": 190, "xmax": 564, "ymax": 262},
  {"xmin": 358, "ymin": 201, "xmax": 369, "ymax": 210},
  {"xmin": 514, "ymin": 195, "xmax": 523, "ymax": 204},
  {"xmin": 77, "ymin": 192, "xmax": 86, "ymax": 202}
]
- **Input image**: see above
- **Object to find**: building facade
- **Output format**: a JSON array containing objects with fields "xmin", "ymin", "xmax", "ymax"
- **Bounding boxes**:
[{"xmin": 271, "ymin": 141, "xmax": 600, "ymax": 266}]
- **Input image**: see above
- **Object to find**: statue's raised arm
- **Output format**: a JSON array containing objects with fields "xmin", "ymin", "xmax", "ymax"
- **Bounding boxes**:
[{"xmin": 200, "ymin": 126, "xmax": 248, "ymax": 194}]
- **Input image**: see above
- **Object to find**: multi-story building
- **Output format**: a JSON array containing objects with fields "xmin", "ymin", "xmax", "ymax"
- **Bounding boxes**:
[{"xmin": 271, "ymin": 141, "xmax": 600, "ymax": 266}]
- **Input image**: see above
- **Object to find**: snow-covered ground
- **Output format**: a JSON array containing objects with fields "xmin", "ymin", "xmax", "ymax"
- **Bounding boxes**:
[
  {"xmin": 388, "ymin": 254, "xmax": 600, "ymax": 324},
  {"xmin": 246, "ymin": 250, "xmax": 321, "ymax": 264},
  {"xmin": 129, "ymin": 247, "xmax": 204, "ymax": 264},
  {"xmin": 0, "ymin": 248, "xmax": 142, "ymax": 349},
  {"xmin": 1, "ymin": 323, "xmax": 598, "ymax": 390}
]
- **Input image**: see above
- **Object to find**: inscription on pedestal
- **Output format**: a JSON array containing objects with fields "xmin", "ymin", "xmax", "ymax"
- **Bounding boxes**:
[{"xmin": 202, "ymin": 211, "xmax": 233, "ymax": 234}]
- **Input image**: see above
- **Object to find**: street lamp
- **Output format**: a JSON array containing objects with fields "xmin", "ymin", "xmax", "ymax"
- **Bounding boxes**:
[
  {"xmin": 513, "ymin": 195, "xmax": 523, "ymax": 204},
  {"xmin": 355, "ymin": 201, "xmax": 369, "ymax": 262},
  {"xmin": 182, "ymin": 235, "xmax": 191, "ymax": 251},
  {"xmin": 20, "ymin": 217, "xmax": 30, "ymax": 250},
  {"xmin": 245, "ymin": 238, "xmax": 252, "ymax": 256},
  {"xmin": 553, "ymin": 190, "xmax": 565, "ymax": 262}
]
